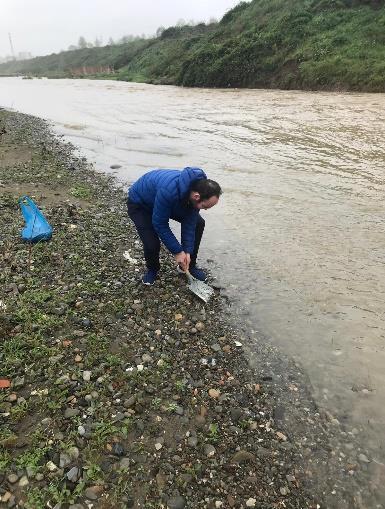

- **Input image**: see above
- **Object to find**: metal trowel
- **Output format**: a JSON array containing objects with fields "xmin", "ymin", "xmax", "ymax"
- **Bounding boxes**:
[{"xmin": 185, "ymin": 269, "xmax": 214, "ymax": 303}]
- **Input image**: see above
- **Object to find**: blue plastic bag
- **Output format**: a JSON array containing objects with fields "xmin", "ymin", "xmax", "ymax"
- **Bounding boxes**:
[{"xmin": 19, "ymin": 196, "xmax": 53, "ymax": 243}]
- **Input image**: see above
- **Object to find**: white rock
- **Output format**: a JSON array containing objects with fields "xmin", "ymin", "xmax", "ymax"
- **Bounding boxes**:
[
  {"xmin": 83, "ymin": 371, "xmax": 92, "ymax": 382},
  {"xmin": 46, "ymin": 461, "xmax": 58, "ymax": 472},
  {"xmin": 246, "ymin": 498, "xmax": 256, "ymax": 507}
]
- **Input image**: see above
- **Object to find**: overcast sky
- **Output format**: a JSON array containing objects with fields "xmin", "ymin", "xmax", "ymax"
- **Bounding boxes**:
[{"xmin": 0, "ymin": 0, "xmax": 241, "ymax": 57}]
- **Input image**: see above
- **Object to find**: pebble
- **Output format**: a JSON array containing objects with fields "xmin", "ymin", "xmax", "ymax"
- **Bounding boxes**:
[
  {"xmin": 231, "ymin": 450, "xmax": 256, "ymax": 464},
  {"xmin": 82, "ymin": 370, "xmax": 92, "ymax": 382},
  {"xmin": 187, "ymin": 436, "xmax": 198, "ymax": 447},
  {"xmin": 358, "ymin": 453, "xmax": 370, "ymax": 463},
  {"xmin": 7, "ymin": 474, "xmax": 19, "ymax": 484},
  {"xmin": 111, "ymin": 442, "xmax": 125, "ymax": 456},
  {"xmin": 204, "ymin": 444, "xmax": 216, "ymax": 457},
  {"xmin": 195, "ymin": 322, "xmax": 205, "ymax": 331},
  {"xmin": 84, "ymin": 485, "xmax": 104, "ymax": 500},
  {"xmin": 246, "ymin": 499, "xmax": 256, "ymax": 508},
  {"xmin": 167, "ymin": 496, "xmax": 186, "ymax": 509},
  {"xmin": 64, "ymin": 408, "xmax": 80, "ymax": 418},
  {"xmin": 78, "ymin": 425, "xmax": 86, "ymax": 436},
  {"xmin": 66, "ymin": 466, "xmax": 80, "ymax": 482},
  {"xmin": 59, "ymin": 452, "xmax": 71, "ymax": 467},
  {"xmin": 208, "ymin": 388, "xmax": 221, "ymax": 399},
  {"xmin": 18, "ymin": 475, "xmax": 29, "ymax": 487},
  {"xmin": 35, "ymin": 473, "xmax": 44, "ymax": 481},
  {"xmin": 46, "ymin": 461, "xmax": 58, "ymax": 471}
]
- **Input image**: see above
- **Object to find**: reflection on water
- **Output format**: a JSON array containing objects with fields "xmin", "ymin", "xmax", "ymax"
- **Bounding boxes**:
[{"xmin": 1, "ymin": 77, "xmax": 385, "ymax": 461}]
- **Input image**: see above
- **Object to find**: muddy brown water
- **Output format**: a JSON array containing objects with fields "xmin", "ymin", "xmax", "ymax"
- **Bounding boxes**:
[{"xmin": 1, "ymin": 77, "xmax": 384, "ymax": 467}]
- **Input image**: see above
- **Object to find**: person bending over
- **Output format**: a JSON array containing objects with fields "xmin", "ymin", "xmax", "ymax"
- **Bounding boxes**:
[{"xmin": 127, "ymin": 166, "xmax": 221, "ymax": 285}]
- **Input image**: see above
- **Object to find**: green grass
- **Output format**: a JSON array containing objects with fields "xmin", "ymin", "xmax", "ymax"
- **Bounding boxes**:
[{"xmin": 1, "ymin": 0, "xmax": 384, "ymax": 91}]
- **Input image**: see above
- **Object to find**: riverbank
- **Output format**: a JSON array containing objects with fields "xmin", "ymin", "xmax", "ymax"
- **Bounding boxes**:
[{"xmin": 0, "ymin": 109, "xmax": 380, "ymax": 509}]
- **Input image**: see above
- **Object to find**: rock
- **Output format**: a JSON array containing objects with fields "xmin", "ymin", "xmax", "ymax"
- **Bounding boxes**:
[
  {"xmin": 69, "ymin": 505, "xmax": 85, "ymax": 509},
  {"xmin": 59, "ymin": 453, "xmax": 71, "ymax": 468},
  {"xmin": 46, "ymin": 461, "xmax": 58, "ymax": 471},
  {"xmin": 66, "ymin": 467, "xmax": 80, "ymax": 482},
  {"xmin": 111, "ymin": 442, "xmax": 125, "ymax": 456},
  {"xmin": 68, "ymin": 446, "xmax": 80, "ymax": 460},
  {"xmin": 78, "ymin": 425, "xmax": 86, "ymax": 436},
  {"xmin": 280, "ymin": 487, "xmax": 290, "ymax": 496},
  {"xmin": 204, "ymin": 444, "xmax": 216, "ymax": 457},
  {"xmin": 110, "ymin": 164, "xmax": 122, "ymax": 169},
  {"xmin": 82, "ymin": 371, "xmax": 92, "ymax": 382},
  {"xmin": 120, "ymin": 458, "xmax": 130, "ymax": 469},
  {"xmin": 167, "ymin": 496, "xmax": 186, "ymax": 509},
  {"xmin": 187, "ymin": 436, "xmax": 198, "ymax": 447},
  {"xmin": 18, "ymin": 475, "xmax": 29, "ymax": 487},
  {"xmin": 195, "ymin": 322, "xmax": 205, "ymax": 331},
  {"xmin": 35, "ymin": 473, "xmax": 44, "ymax": 481},
  {"xmin": 142, "ymin": 353, "xmax": 153, "ymax": 363},
  {"xmin": 246, "ymin": 499, "xmax": 256, "ymax": 508},
  {"xmin": 231, "ymin": 450, "xmax": 256, "ymax": 464},
  {"xmin": 64, "ymin": 408, "xmax": 80, "ymax": 418},
  {"xmin": 175, "ymin": 406, "xmax": 184, "ymax": 415},
  {"xmin": 230, "ymin": 407, "xmax": 243, "ymax": 422},
  {"xmin": 7, "ymin": 474, "xmax": 19, "ymax": 484},
  {"xmin": 358, "ymin": 453, "xmax": 370, "ymax": 463},
  {"xmin": 208, "ymin": 389, "xmax": 220, "ymax": 399},
  {"xmin": 276, "ymin": 432, "xmax": 287, "ymax": 441},
  {"xmin": 211, "ymin": 343, "xmax": 221, "ymax": 352},
  {"xmin": 84, "ymin": 485, "xmax": 104, "ymax": 500}
]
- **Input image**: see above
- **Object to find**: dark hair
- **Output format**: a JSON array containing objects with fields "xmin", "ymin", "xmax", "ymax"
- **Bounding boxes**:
[{"xmin": 190, "ymin": 179, "xmax": 222, "ymax": 201}]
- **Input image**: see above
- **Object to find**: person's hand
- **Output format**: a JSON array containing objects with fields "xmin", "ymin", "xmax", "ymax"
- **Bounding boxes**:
[{"xmin": 175, "ymin": 251, "xmax": 190, "ymax": 272}]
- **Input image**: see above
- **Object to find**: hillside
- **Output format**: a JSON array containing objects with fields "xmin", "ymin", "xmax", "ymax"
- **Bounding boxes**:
[{"xmin": 1, "ymin": 0, "xmax": 385, "ymax": 91}]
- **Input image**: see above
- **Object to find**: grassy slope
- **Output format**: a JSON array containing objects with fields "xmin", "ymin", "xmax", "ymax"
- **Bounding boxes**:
[{"xmin": 0, "ymin": 0, "xmax": 384, "ymax": 91}]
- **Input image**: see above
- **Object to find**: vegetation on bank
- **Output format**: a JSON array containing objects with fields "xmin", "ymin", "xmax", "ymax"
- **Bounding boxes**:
[{"xmin": 0, "ymin": 0, "xmax": 385, "ymax": 91}]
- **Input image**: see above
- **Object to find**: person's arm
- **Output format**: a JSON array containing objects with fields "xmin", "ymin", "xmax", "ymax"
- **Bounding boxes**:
[
  {"xmin": 152, "ymin": 189, "xmax": 182, "ymax": 255},
  {"xmin": 181, "ymin": 212, "xmax": 199, "ymax": 255}
]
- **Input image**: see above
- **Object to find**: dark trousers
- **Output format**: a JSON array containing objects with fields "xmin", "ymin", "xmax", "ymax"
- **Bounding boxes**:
[{"xmin": 127, "ymin": 199, "xmax": 205, "ymax": 271}]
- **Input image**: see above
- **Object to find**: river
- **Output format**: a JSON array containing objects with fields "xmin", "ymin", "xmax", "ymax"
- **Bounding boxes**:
[{"xmin": 1, "ymin": 77, "xmax": 384, "ymax": 472}]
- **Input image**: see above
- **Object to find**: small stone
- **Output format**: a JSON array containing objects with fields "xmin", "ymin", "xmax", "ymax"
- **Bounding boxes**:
[
  {"xmin": 280, "ymin": 487, "xmax": 290, "ymax": 496},
  {"xmin": 75, "ymin": 354, "xmax": 82, "ymax": 362},
  {"xmin": 64, "ymin": 408, "xmax": 80, "ymax": 418},
  {"xmin": 215, "ymin": 502, "xmax": 223, "ymax": 508},
  {"xmin": 358, "ymin": 453, "xmax": 370, "ymax": 463},
  {"xmin": 68, "ymin": 446, "xmax": 80, "ymax": 460},
  {"xmin": 82, "ymin": 371, "xmax": 91, "ymax": 382},
  {"xmin": 78, "ymin": 425, "xmax": 86, "ymax": 436},
  {"xmin": 7, "ymin": 474, "xmax": 19, "ymax": 484},
  {"xmin": 60, "ymin": 453, "xmax": 71, "ymax": 468},
  {"xmin": 2, "ymin": 492, "xmax": 12, "ymax": 503},
  {"xmin": 231, "ymin": 450, "xmax": 256, "ymax": 464},
  {"xmin": 204, "ymin": 444, "xmax": 216, "ymax": 457},
  {"xmin": 167, "ymin": 495, "xmax": 186, "ymax": 509},
  {"xmin": 174, "ymin": 314, "xmax": 183, "ymax": 321},
  {"xmin": 208, "ymin": 389, "xmax": 220, "ymax": 399},
  {"xmin": 276, "ymin": 432, "xmax": 287, "ymax": 441},
  {"xmin": 187, "ymin": 436, "xmax": 198, "ymax": 447},
  {"xmin": 35, "ymin": 473, "xmax": 44, "ymax": 481},
  {"xmin": 66, "ymin": 466, "xmax": 80, "ymax": 482},
  {"xmin": 84, "ymin": 486, "xmax": 104, "ymax": 500},
  {"xmin": 18, "ymin": 475, "xmax": 29, "ymax": 487},
  {"xmin": 142, "ymin": 353, "xmax": 153, "ymax": 363},
  {"xmin": 246, "ymin": 499, "xmax": 256, "ymax": 508},
  {"xmin": 155, "ymin": 442, "xmax": 163, "ymax": 451},
  {"xmin": 46, "ymin": 461, "xmax": 58, "ymax": 471},
  {"xmin": 8, "ymin": 393, "xmax": 17, "ymax": 402},
  {"xmin": 195, "ymin": 322, "xmax": 205, "ymax": 331},
  {"xmin": 175, "ymin": 405, "xmax": 184, "ymax": 415},
  {"xmin": 111, "ymin": 442, "xmax": 125, "ymax": 456}
]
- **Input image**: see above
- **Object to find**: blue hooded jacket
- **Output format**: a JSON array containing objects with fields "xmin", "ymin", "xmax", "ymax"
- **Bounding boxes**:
[{"xmin": 128, "ymin": 167, "xmax": 207, "ymax": 254}]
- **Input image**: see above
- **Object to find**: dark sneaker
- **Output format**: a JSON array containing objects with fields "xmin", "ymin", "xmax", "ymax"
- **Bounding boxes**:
[
  {"xmin": 142, "ymin": 269, "xmax": 158, "ymax": 285},
  {"xmin": 189, "ymin": 266, "xmax": 207, "ymax": 282}
]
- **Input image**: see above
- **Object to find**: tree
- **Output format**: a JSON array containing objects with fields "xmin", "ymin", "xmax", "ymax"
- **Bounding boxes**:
[
  {"xmin": 68, "ymin": 45, "xmax": 77, "ymax": 51},
  {"xmin": 94, "ymin": 37, "xmax": 102, "ymax": 47},
  {"xmin": 108, "ymin": 37, "xmax": 115, "ymax": 46},
  {"xmin": 156, "ymin": 26, "xmax": 165, "ymax": 37},
  {"xmin": 78, "ymin": 36, "xmax": 88, "ymax": 49}
]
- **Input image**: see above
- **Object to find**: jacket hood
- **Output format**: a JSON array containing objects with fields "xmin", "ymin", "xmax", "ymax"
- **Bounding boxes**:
[{"xmin": 177, "ymin": 167, "xmax": 207, "ymax": 199}]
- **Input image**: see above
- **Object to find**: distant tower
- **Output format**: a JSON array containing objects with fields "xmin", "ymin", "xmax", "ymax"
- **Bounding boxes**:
[{"xmin": 8, "ymin": 33, "xmax": 16, "ymax": 60}]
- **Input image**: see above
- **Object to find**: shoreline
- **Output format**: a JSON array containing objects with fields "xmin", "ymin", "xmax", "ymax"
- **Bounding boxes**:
[{"xmin": 0, "ymin": 110, "xmax": 379, "ymax": 508}]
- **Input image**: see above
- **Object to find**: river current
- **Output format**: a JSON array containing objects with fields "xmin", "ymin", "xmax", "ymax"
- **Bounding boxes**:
[{"xmin": 1, "ymin": 77, "xmax": 384, "ymax": 467}]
